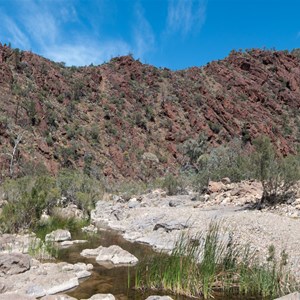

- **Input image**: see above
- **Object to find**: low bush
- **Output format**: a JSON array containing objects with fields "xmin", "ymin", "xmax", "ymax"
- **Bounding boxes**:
[
  {"xmin": 0, "ymin": 170, "xmax": 104, "ymax": 233},
  {"xmin": 162, "ymin": 174, "xmax": 186, "ymax": 196},
  {"xmin": 35, "ymin": 215, "xmax": 88, "ymax": 241},
  {"xmin": 183, "ymin": 135, "xmax": 300, "ymax": 205},
  {"xmin": 252, "ymin": 136, "xmax": 300, "ymax": 206}
]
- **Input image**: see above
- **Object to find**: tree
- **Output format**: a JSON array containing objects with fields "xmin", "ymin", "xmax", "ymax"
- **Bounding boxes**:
[
  {"xmin": 6, "ymin": 131, "xmax": 24, "ymax": 178},
  {"xmin": 253, "ymin": 136, "xmax": 300, "ymax": 206}
]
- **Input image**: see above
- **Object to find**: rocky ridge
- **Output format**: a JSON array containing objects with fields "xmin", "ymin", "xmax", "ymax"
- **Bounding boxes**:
[{"xmin": 0, "ymin": 44, "xmax": 299, "ymax": 180}]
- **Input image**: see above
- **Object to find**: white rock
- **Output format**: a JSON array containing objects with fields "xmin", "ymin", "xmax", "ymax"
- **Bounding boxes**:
[
  {"xmin": 81, "ymin": 245, "xmax": 138, "ymax": 265},
  {"xmin": 82, "ymin": 224, "xmax": 98, "ymax": 233},
  {"xmin": 45, "ymin": 230, "xmax": 71, "ymax": 242},
  {"xmin": 96, "ymin": 245, "xmax": 138, "ymax": 265},
  {"xmin": 41, "ymin": 294, "xmax": 77, "ymax": 300},
  {"xmin": 83, "ymin": 294, "xmax": 116, "ymax": 300},
  {"xmin": 0, "ymin": 261, "xmax": 92, "ymax": 297},
  {"xmin": 60, "ymin": 240, "xmax": 87, "ymax": 247}
]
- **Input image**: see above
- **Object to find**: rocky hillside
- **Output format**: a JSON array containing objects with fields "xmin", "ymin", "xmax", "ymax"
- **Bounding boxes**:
[{"xmin": 0, "ymin": 44, "xmax": 299, "ymax": 180}]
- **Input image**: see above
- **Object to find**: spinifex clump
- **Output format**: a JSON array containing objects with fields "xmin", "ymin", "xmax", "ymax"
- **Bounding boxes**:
[{"xmin": 135, "ymin": 222, "xmax": 296, "ymax": 299}]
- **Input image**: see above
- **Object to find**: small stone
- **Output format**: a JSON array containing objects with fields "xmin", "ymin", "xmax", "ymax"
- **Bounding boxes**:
[
  {"xmin": 145, "ymin": 296, "xmax": 174, "ymax": 300},
  {"xmin": 221, "ymin": 177, "xmax": 231, "ymax": 184},
  {"xmin": 75, "ymin": 270, "xmax": 91, "ymax": 278},
  {"xmin": 128, "ymin": 199, "xmax": 140, "ymax": 209},
  {"xmin": 169, "ymin": 199, "xmax": 182, "ymax": 207},
  {"xmin": 82, "ymin": 224, "xmax": 98, "ymax": 234}
]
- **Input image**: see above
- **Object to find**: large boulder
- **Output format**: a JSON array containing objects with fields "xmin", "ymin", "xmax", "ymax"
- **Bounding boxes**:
[
  {"xmin": 52, "ymin": 204, "xmax": 85, "ymax": 220},
  {"xmin": 208, "ymin": 181, "xmax": 226, "ymax": 194},
  {"xmin": 81, "ymin": 245, "xmax": 138, "ymax": 266},
  {"xmin": 0, "ymin": 253, "xmax": 31, "ymax": 276},
  {"xmin": 45, "ymin": 230, "xmax": 71, "ymax": 242},
  {"xmin": 0, "ymin": 261, "xmax": 92, "ymax": 297}
]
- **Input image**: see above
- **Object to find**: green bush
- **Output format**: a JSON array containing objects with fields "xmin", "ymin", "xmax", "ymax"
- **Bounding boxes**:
[
  {"xmin": 183, "ymin": 135, "xmax": 300, "ymax": 204},
  {"xmin": 253, "ymin": 137, "xmax": 300, "ymax": 206},
  {"xmin": 0, "ymin": 170, "xmax": 105, "ymax": 233},
  {"xmin": 189, "ymin": 139, "xmax": 255, "ymax": 192},
  {"xmin": 35, "ymin": 215, "xmax": 88, "ymax": 241},
  {"xmin": 162, "ymin": 174, "xmax": 186, "ymax": 196},
  {"xmin": 0, "ymin": 176, "xmax": 57, "ymax": 233}
]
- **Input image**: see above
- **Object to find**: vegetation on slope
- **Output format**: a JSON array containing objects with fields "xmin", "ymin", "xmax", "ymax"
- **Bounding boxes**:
[{"xmin": 0, "ymin": 44, "xmax": 299, "ymax": 181}]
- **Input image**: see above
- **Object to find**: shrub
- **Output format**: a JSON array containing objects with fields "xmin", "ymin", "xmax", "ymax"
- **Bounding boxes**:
[
  {"xmin": 183, "ymin": 134, "xmax": 208, "ymax": 170},
  {"xmin": 183, "ymin": 135, "xmax": 300, "ymax": 204},
  {"xmin": 56, "ymin": 170, "xmax": 104, "ymax": 216},
  {"xmin": 189, "ymin": 139, "xmax": 254, "ymax": 192},
  {"xmin": 0, "ymin": 176, "xmax": 58, "ymax": 233},
  {"xmin": 162, "ymin": 174, "xmax": 186, "ymax": 196},
  {"xmin": 253, "ymin": 137, "xmax": 300, "ymax": 206},
  {"xmin": 35, "ymin": 215, "xmax": 88, "ymax": 241},
  {"xmin": 0, "ymin": 171, "xmax": 105, "ymax": 233}
]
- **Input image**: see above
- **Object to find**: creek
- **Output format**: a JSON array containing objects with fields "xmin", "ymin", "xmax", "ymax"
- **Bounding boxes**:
[{"xmin": 58, "ymin": 229, "xmax": 261, "ymax": 300}]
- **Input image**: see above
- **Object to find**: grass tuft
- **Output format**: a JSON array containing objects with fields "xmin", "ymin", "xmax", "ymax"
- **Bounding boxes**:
[{"xmin": 135, "ymin": 222, "xmax": 297, "ymax": 299}]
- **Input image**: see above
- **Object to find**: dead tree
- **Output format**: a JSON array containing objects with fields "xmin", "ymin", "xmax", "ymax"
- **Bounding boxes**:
[{"xmin": 6, "ymin": 131, "xmax": 23, "ymax": 178}]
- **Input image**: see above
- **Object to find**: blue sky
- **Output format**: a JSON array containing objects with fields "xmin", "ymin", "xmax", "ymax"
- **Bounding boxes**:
[{"xmin": 0, "ymin": 0, "xmax": 299, "ymax": 69}]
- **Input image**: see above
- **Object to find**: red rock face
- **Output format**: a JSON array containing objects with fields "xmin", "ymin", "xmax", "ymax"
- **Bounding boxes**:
[{"xmin": 0, "ymin": 44, "xmax": 299, "ymax": 180}]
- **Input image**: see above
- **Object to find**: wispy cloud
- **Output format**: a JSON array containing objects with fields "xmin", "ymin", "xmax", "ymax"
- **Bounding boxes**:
[
  {"xmin": 166, "ymin": 0, "xmax": 206, "ymax": 36},
  {"xmin": 0, "ymin": 16, "xmax": 30, "ymax": 49},
  {"xmin": 133, "ymin": 4, "xmax": 156, "ymax": 59},
  {"xmin": 0, "ymin": 0, "xmax": 131, "ymax": 66},
  {"xmin": 44, "ymin": 40, "xmax": 131, "ymax": 66},
  {"xmin": 0, "ymin": 0, "xmax": 156, "ymax": 66}
]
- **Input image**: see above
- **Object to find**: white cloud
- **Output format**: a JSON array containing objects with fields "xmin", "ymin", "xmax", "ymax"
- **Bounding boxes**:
[
  {"xmin": 166, "ymin": 0, "xmax": 206, "ymax": 36},
  {"xmin": 20, "ymin": 0, "xmax": 60, "ymax": 46},
  {"xmin": 43, "ymin": 40, "xmax": 131, "ymax": 66},
  {"xmin": 0, "ymin": 0, "xmax": 155, "ymax": 66},
  {"xmin": 0, "ymin": 16, "xmax": 30, "ymax": 49},
  {"xmin": 133, "ymin": 4, "xmax": 156, "ymax": 59}
]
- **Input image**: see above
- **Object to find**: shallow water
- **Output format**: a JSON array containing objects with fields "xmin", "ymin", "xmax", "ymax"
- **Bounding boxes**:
[{"xmin": 58, "ymin": 229, "xmax": 262, "ymax": 300}]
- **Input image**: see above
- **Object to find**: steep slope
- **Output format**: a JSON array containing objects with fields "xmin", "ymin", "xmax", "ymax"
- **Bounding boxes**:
[{"xmin": 0, "ymin": 44, "xmax": 299, "ymax": 180}]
